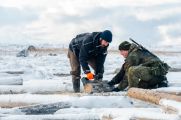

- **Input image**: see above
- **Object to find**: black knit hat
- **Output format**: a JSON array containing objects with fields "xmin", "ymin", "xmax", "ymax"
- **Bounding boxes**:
[
  {"xmin": 119, "ymin": 41, "xmax": 131, "ymax": 50},
  {"xmin": 100, "ymin": 30, "xmax": 112, "ymax": 43}
]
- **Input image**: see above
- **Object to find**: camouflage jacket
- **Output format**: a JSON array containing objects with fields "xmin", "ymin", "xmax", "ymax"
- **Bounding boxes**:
[{"xmin": 110, "ymin": 43, "xmax": 168, "ymax": 86}]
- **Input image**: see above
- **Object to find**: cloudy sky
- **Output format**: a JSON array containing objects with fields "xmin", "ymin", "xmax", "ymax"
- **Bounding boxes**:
[{"xmin": 0, "ymin": 0, "xmax": 180, "ymax": 47}]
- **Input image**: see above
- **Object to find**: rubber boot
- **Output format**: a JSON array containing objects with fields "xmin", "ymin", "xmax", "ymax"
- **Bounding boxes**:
[{"xmin": 72, "ymin": 79, "xmax": 80, "ymax": 93}]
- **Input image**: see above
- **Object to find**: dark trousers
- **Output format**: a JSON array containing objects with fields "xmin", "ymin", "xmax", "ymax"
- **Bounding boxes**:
[{"xmin": 67, "ymin": 49, "xmax": 96, "ymax": 92}]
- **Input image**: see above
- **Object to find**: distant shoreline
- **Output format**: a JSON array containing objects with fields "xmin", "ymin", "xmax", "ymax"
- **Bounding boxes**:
[{"xmin": 0, "ymin": 47, "xmax": 181, "ymax": 56}]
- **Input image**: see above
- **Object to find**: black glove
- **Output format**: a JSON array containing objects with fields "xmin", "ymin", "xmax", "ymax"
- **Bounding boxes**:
[
  {"xmin": 107, "ymin": 81, "xmax": 115, "ymax": 86},
  {"xmin": 94, "ymin": 73, "xmax": 103, "ymax": 81},
  {"xmin": 112, "ymin": 87, "xmax": 120, "ymax": 92}
]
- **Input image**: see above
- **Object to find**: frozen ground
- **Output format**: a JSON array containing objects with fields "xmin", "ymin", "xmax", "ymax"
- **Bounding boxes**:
[{"xmin": 0, "ymin": 45, "xmax": 181, "ymax": 120}]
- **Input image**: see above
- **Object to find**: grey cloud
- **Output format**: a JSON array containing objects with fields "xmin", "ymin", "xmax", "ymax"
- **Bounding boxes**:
[
  {"xmin": 0, "ymin": 6, "xmax": 39, "ymax": 26},
  {"xmin": 168, "ymin": 30, "xmax": 181, "ymax": 38},
  {"xmin": 83, "ymin": 6, "xmax": 162, "ymax": 44},
  {"xmin": 53, "ymin": 4, "xmax": 181, "ymax": 46},
  {"xmin": 1, "ymin": 1, "xmax": 180, "ymax": 46},
  {"xmin": 53, "ymin": 7, "xmax": 117, "ymax": 23},
  {"xmin": 147, "ymin": 2, "xmax": 181, "ymax": 10}
]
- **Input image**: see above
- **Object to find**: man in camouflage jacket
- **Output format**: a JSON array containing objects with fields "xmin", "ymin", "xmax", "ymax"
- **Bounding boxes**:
[{"xmin": 108, "ymin": 41, "xmax": 169, "ymax": 92}]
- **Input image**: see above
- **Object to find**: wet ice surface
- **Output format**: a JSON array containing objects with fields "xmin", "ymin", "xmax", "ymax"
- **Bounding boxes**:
[{"xmin": 0, "ymin": 45, "xmax": 181, "ymax": 120}]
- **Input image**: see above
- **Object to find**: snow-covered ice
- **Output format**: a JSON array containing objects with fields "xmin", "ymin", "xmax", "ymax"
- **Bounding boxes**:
[{"xmin": 0, "ymin": 45, "xmax": 181, "ymax": 120}]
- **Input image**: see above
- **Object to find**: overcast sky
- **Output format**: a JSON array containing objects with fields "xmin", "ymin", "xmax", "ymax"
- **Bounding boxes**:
[{"xmin": 0, "ymin": 0, "xmax": 180, "ymax": 47}]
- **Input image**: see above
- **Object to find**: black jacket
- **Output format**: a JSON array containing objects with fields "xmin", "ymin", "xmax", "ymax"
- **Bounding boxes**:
[{"xmin": 69, "ymin": 32, "xmax": 108, "ymax": 74}]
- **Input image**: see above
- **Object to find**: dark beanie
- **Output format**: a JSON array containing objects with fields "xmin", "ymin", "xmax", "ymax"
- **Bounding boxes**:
[
  {"xmin": 119, "ymin": 41, "xmax": 131, "ymax": 50},
  {"xmin": 100, "ymin": 30, "xmax": 112, "ymax": 43}
]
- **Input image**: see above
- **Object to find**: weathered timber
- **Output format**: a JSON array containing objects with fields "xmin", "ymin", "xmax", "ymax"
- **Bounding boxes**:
[
  {"xmin": 127, "ymin": 88, "xmax": 181, "ymax": 105},
  {"xmin": 19, "ymin": 102, "xmax": 71, "ymax": 115}
]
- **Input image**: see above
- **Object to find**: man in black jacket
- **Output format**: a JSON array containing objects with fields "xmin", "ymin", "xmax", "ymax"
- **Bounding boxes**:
[{"xmin": 68, "ymin": 30, "xmax": 112, "ymax": 92}]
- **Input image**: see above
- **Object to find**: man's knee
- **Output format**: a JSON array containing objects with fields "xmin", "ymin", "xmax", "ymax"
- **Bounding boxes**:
[
  {"xmin": 128, "ymin": 66, "xmax": 142, "ymax": 87},
  {"xmin": 128, "ymin": 66, "xmax": 139, "ymax": 78},
  {"xmin": 70, "ymin": 71, "xmax": 81, "ymax": 80}
]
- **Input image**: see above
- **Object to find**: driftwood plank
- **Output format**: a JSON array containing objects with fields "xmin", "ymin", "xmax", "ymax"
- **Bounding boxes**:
[
  {"xmin": 128, "ymin": 88, "xmax": 181, "ymax": 118},
  {"xmin": 127, "ymin": 88, "xmax": 181, "ymax": 105},
  {"xmin": 19, "ymin": 102, "xmax": 71, "ymax": 115}
]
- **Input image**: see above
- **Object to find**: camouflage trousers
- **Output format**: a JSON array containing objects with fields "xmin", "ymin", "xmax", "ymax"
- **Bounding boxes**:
[
  {"xmin": 67, "ymin": 49, "xmax": 96, "ymax": 92},
  {"xmin": 127, "ymin": 66, "xmax": 166, "ymax": 89}
]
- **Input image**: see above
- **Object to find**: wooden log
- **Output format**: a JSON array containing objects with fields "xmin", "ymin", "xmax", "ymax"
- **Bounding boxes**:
[
  {"xmin": 159, "ymin": 99, "xmax": 181, "ymax": 115},
  {"xmin": 128, "ymin": 89, "xmax": 181, "ymax": 118},
  {"xmin": 0, "ymin": 80, "xmax": 72, "ymax": 94},
  {"xmin": 19, "ymin": 102, "xmax": 71, "ymax": 115},
  {"xmin": 81, "ymin": 77, "xmax": 113, "ymax": 93},
  {"xmin": 157, "ymin": 91, "xmax": 181, "ymax": 96},
  {"xmin": 5, "ymin": 71, "xmax": 24, "ymax": 75},
  {"xmin": 2, "ymin": 108, "xmax": 178, "ymax": 119},
  {"xmin": 1, "ymin": 113, "xmax": 100, "ymax": 120},
  {"xmin": 161, "ymin": 104, "xmax": 179, "ymax": 114},
  {"xmin": 127, "ymin": 88, "xmax": 181, "ymax": 105},
  {"xmin": 155, "ymin": 89, "xmax": 181, "ymax": 96},
  {"xmin": 0, "ymin": 102, "xmax": 32, "ymax": 108},
  {"xmin": 0, "ymin": 77, "xmax": 23, "ymax": 85}
]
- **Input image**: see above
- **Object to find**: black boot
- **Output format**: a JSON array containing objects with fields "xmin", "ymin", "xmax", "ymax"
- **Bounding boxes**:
[
  {"xmin": 158, "ymin": 75, "xmax": 168, "ymax": 88},
  {"xmin": 107, "ymin": 81, "xmax": 115, "ymax": 86},
  {"xmin": 72, "ymin": 79, "xmax": 80, "ymax": 93}
]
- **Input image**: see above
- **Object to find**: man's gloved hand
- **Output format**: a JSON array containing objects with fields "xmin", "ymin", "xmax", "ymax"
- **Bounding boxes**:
[
  {"xmin": 94, "ymin": 73, "xmax": 103, "ymax": 81},
  {"xmin": 86, "ymin": 72, "xmax": 94, "ymax": 80},
  {"xmin": 112, "ymin": 87, "xmax": 120, "ymax": 92}
]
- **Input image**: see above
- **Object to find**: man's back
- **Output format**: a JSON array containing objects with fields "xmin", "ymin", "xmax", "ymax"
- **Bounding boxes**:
[
  {"xmin": 67, "ymin": 30, "xmax": 113, "ymax": 92},
  {"xmin": 125, "ymin": 44, "xmax": 160, "ymax": 69}
]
